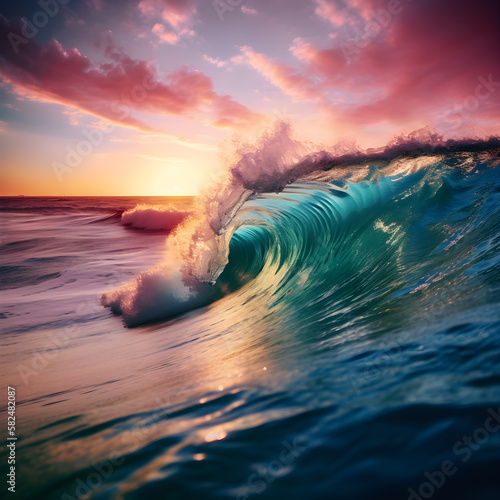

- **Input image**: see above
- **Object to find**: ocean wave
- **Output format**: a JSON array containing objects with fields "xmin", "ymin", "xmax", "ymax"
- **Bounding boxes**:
[
  {"xmin": 121, "ymin": 204, "xmax": 193, "ymax": 231},
  {"xmin": 101, "ymin": 124, "xmax": 500, "ymax": 326}
]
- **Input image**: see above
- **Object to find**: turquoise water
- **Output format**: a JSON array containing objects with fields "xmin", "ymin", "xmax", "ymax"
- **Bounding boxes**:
[{"xmin": 1, "ymin": 147, "xmax": 500, "ymax": 499}]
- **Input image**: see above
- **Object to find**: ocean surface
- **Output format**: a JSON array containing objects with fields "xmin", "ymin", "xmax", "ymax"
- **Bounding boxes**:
[{"xmin": 1, "ymin": 141, "xmax": 500, "ymax": 500}]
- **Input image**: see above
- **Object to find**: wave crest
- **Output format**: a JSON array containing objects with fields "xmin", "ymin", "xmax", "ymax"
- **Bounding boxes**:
[{"xmin": 101, "ymin": 123, "xmax": 500, "ymax": 326}]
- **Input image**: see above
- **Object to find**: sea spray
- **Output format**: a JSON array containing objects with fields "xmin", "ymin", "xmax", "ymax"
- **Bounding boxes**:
[{"xmin": 100, "ymin": 123, "xmax": 310, "ymax": 324}]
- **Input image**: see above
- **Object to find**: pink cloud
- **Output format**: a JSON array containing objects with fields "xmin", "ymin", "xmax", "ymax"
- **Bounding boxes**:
[
  {"xmin": 348, "ymin": 0, "xmax": 379, "ymax": 21},
  {"xmin": 290, "ymin": 37, "xmax": 344, "ymax": 77},
  {"xmin": 230, "ymin": 55, "xmax": 244, "ymax": 65},
  {"xmin": 161, "ymin": 9, "xmax": 192, "ymax": 30},
  {"xmin": 241, "ymin": 46, "xmax": 319, "ymax": 102},
  {"xmin": 203, "ymin": 55, "xmax": 227, "ymax": 68},
  {"xmin": 314, "ymin": 0, "xmax": 349, "ymax": 26},
  {"xmin": 247, "ymin": 0, "xmax": 500, "ymax": 136},
  {"xmin": 241, "ymin": 6, "xmax": 258, "ymax": 15},
  {"xmin": 62, "ymin": 108, "xmax": 83, "ymax": 126},
  {"xmin": 138, "ymin": 0, "xmax": 157, "ymax": 16},
  {"xmin": 138, "ymin": 0, "xmax": 195, "ymax": 28},
  {"xmin": 139, "ymin": 0, "xmax": 192, "ymax": 17},
  {"xmin": 0, "ymin": 18, "xmax": 260, "ymax": 131},
  {"xmin": 152, "ymin": 23, "xmax": 180, "ymax": 44},
  {"xmin": 139, "ymin": 0, "xmax": 196, "ymax": 42}
]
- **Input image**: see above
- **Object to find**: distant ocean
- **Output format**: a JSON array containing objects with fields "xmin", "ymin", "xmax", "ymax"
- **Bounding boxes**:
[{"xmin": 1, "ymin": 138, "xmax": 500, "ymax": 499}]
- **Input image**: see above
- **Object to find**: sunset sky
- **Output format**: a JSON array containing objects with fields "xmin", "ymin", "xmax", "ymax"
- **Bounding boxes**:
[{"xmin": 0, "ymin": 0, "xmax": 498, "ymax": 196}]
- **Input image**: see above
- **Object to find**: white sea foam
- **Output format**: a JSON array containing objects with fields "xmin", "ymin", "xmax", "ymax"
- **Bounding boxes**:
[{"xmin": 121, "ymin": 204, "xmax": 192, "ymax": 231}]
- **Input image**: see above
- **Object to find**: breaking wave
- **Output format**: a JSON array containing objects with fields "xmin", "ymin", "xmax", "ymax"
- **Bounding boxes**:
[
  {"xmin": 101, "ymin": 123, "xmax": 500, "ymax": 326},
  {"xmin": 121, "ymin": 204, "xmax": 192, "ymax": 231}
]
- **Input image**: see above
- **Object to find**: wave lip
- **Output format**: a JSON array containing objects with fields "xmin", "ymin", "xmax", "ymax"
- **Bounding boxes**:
[{"xmin": 121, "ymin": 204, "xmax": 192, "ymax": 231}]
